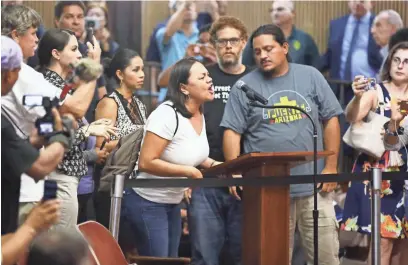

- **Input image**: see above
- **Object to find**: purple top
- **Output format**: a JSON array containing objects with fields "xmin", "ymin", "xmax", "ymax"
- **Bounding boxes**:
[{"xmin": 78, "ymin": 135, "xmax": 97, "ymax": 195}]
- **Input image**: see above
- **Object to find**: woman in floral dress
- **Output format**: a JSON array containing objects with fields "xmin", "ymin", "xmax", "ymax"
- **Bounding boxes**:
[{"xmin": 342, "ymin": 42, "xmax": 408, "ymax": 265}]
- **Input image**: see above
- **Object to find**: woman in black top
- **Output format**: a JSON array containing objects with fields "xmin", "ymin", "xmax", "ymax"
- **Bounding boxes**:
[{"xmin": 37, "ymin": 28, "xmax": 117, "ymax": 229}]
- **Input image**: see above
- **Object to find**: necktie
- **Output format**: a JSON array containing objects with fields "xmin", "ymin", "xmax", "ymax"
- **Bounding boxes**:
[{"xmin": 344, "ymin": 19, "xmax": 361, "ymax": 81}]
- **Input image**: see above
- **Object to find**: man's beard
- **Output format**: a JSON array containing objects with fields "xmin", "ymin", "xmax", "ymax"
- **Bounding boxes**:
[
  {"xmin": 219, "ymin": 53, "xmax": 239, "ymax": 68},
  {"xmin": 260, "ymin": 67, "xmax": 277, "ymax": 78}
]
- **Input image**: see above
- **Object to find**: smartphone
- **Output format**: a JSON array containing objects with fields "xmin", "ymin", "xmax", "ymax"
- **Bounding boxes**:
[
  {"xmin": 85, "ymin": 27, "xmax": 94, "ymax": 47},
  {"xmin": 399, "ymin": 100, "xmax": 408, "ymax": 113},
  {"xmin": 364, "ymin": 78, "xmax": 376, "ymax": 91},
  {"xmin": 43, "ymin": 180, "xmax": 58, "ymax": 201},
  {"xmin": 22, "ymin": 95, "xmax": 43, "ymax": 107},
  {"xmin": 85, "ymin": 16, "xmax": 100, "ymax": 30}
]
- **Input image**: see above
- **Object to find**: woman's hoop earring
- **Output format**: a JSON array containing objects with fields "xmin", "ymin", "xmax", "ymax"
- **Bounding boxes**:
[
  {"xmin": 120, "ymin": 79, "xmax": 123, "ymax": 87},
  {"xmin": 185, "ymin": 94, "xmax": 190, "ymax": 100}
]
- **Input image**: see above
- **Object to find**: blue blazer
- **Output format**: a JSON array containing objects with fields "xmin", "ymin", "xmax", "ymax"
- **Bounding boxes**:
[{"xmin": 320, "ymin": 14, "xmax": 383, "ymax": 80}]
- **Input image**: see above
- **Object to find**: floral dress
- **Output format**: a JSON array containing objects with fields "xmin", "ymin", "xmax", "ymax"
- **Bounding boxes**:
[{"xmin": 341, "ymin": 83, "xmax": 407, "ymax": 239}]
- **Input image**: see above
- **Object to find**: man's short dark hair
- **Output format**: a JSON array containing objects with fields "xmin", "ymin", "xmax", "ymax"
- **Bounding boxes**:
[
  {"xmin": 389, "ymin": 28, "xmax": 408, "ymax": 51},
  {"xmin": 250, "ymin": 24, "xmax": 291, "ymax": 61},
  {"xmin": 26, "ymin": 230, "xmax": 89, "ymax": 265},
  {"xmin": 54, "ymin": 1, "xmax": 86, "ymax": 19},
  {"xmin": 251, "ymin": 24, "xmax": 287, "ymax": 47}
]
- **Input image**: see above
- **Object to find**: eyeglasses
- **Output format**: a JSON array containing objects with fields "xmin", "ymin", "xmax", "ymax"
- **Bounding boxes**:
[
  {"xmin": 392, "ymin": 57, "xmax": 408, "ymax": 67},
  {"xmin": 215, "ymin": 38, "xmax": 242, "ymax": 48}
]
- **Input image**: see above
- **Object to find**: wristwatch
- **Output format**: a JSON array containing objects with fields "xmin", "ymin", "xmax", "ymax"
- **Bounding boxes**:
[{"xmin": 383, "ymin": 121, "xmax": 404, "ymax": 136}]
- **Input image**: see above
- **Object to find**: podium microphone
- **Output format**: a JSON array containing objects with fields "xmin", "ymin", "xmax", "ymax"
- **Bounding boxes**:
[
  {"xmin": 236, "ymin": 80, "xmax": 268, "ymax": 105},
  {"xmin": 240, "ymin": 87, "xmax": 320, "ymax": 265}
]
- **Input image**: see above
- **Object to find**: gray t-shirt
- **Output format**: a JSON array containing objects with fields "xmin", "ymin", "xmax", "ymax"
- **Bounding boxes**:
[{"xmin": 220, "ymin": 63, "xmax": 343, "ymax": 197}]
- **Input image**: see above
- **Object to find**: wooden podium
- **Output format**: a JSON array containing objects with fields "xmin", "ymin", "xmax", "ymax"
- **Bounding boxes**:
[{"xmin": 203, "ymin": 151, "xmax": 333, "ymax": 265}]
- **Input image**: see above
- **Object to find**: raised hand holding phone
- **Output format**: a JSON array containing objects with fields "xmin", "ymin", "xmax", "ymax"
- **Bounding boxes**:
[
  {"xmin": 352, "ymin": 75, "xmax": 376, "ymax": 98},
  {"xmin": 86, "ymin": 34, "xmax": 101, "ymax": 62}
]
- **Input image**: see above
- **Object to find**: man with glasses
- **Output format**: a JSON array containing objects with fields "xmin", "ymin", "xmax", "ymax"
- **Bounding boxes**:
[
  {"xmin": 243, "ymin": 0, "xmax": 320, "ymax": 68},
  {"xmin": 187, "ymin": 16, "xmax": 251, "ymax": 265}
]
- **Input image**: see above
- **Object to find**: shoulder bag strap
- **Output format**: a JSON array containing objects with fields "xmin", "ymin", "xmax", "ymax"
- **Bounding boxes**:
[
  {"xmin": 376, "ymin": 84, "xmax": 385, "ymax": 116},
  {"xmin": 164, "ymin": 104, "xmax": 179, "ymax": 137}
]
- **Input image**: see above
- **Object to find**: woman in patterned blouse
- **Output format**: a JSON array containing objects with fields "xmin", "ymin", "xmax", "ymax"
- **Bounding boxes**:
[
  {"xmin": 93, "ymin": 48, "xmax": 147, "ymax": 229},
  {"xmin": 37, "ymin": 28, "xmax": 118, "ymax": 229}
]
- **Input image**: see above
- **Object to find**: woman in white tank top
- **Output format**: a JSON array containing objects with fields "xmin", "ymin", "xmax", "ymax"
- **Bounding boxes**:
[{"xmin": 121, "ymin": 58, "xmax": 222, "ymax": 257}]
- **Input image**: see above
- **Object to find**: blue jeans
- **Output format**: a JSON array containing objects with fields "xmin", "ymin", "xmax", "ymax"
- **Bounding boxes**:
[
  {"xmin": 188, "ymin": 187, "xmax": 242, "ymax": 265},
  {"xmin": 121, "ymin": 189, "xmax": 182, "ymax": 257}
]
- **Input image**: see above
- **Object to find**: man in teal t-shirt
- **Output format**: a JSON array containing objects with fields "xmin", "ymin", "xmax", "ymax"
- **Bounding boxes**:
[{"xmin": 222, "ymin": 24, "xmax": 343, "ymax": 265}]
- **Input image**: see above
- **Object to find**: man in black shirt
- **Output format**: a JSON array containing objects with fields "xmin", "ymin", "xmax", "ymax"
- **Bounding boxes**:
[
  {"xmin": 188, "ymin": 16, "xmax": 251, "ymax": 265},
  {"xmin": 1, "ymin": 36, "xmax": 70, "ymax": 235}
]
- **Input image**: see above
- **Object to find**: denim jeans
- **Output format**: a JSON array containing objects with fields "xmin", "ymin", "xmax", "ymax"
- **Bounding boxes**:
[
  {"xmin": 121, "ymin": 189, "xmax": 182, "ymax": 257},
  {"xmin": 188, "ymin": 187, "xmax": 242, "ymax": 265}
]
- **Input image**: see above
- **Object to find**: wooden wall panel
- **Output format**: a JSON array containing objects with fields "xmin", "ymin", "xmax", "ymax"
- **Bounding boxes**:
[
  {"xmin": 23, "ymin": 0, "xmax": 56, "ymax": 29},
  {"xmin": 141, "ymin": 0, "xmax": 408, "ymax": 57},
  {"xmin": 22, "ymin": 1, "xmax": 407, "ymax": 58},
  {"xmin": 141, "ymin": 0, "xmax": 170, "ymax": 57}
]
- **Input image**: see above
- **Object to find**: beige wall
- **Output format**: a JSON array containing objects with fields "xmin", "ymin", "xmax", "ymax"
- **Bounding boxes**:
[
  {"xmin": 23, "ymin": 0, "xmax": 56, "ymax": 29},
  {"xmin": 23, "ymin": 1, "xmax": 408, "ymax": 58},
  {"xmin": 141, "ymin": 0, "xmax": 408, "ymax": 58}
]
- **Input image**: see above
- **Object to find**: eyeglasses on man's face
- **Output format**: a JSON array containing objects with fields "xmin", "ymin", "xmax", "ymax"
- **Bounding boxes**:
[{"xmin": 215, "ymin": 38, "xmax": 242, "ymax": 48}]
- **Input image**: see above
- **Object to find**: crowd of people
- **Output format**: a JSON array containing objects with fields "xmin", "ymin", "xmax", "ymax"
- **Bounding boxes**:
[{"xmin": 1, "ymin": 1, "xmax": 408, "ymax": 265}]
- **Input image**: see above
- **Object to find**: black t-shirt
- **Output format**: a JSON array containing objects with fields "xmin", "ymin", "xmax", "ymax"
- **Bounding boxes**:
[
  {"xmin": 204, "ymin": 64, "xmax": 252, "ymax": 162},
  {"xmin": 1, "ymin": 115, "xmax": 39, "ymax": 235}
]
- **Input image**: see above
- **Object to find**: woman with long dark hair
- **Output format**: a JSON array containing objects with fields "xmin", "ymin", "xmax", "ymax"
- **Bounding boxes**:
[
  {"xmin": 121, "ymin": 57, "xmax": 221, "ymax": 257},
  {"xmin": 93, "ymin": 48, "xmax": 147, "ymax": 229},
  {"xmin": 37, "ymin": 28, "xmax": 117, "ymax": 229}
]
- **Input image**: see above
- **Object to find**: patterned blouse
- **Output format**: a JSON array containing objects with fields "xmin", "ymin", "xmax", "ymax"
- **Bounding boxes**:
[
  {"xmin": 43, "ymin": 69, "xmax": 88, "ymax": 178},
  {"xmin": 108, "ymin": 90, "xmax": 146, "ymax": 140}
]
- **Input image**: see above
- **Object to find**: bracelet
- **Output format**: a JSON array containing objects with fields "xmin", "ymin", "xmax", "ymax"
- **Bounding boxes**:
[{"xmin": 383, "ymin": 121, "xmax": 404, "ymax": 136}]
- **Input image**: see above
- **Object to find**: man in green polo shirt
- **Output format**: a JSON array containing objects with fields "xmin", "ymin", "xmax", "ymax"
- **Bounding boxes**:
[{"xmin": 243, "ymin": 0, "xmax": 320, "ymax": 68}]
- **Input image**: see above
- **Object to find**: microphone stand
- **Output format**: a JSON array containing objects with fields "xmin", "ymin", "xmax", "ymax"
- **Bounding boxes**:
[{"xmin": 249, "ymin": 101, "xmax": 320, "ymax": 265}]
